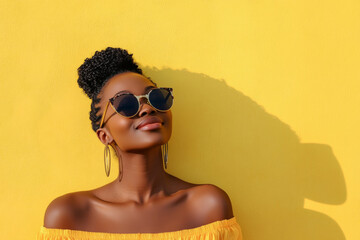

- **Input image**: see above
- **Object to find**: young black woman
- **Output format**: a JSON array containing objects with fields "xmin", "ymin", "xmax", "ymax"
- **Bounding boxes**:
[{"xmin": 37, "ymin": 47, "xmax": 242, "ymax": 240}]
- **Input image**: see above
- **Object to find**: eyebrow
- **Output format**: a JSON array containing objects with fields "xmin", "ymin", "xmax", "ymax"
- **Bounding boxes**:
[{"xmin": 112, "ymin": 85, "xmax": 156, "ymax": 98}]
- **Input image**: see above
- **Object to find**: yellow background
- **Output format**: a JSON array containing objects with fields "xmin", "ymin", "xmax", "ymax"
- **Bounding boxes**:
[{"xmin": 0, "ymin": 1, "xmax": 359, "ymax": 239}]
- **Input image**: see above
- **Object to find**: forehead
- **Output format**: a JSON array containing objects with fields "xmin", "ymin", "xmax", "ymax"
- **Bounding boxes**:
[{"xmin": 101, "ymin": 72, "xmax": 155, "ymax": 99}]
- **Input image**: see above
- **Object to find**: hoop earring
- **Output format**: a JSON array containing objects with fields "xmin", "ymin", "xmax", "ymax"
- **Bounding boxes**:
[
  {"xmin": 118, "ymin": 153, "xmax": 123, "ymax": 182},
  {"xmin": 104, "ymin": 143, "xmax": 111, "ymax": 177},
  {"xmin": 109, "ymin": 142, "xmax": 123, "ymax": 182},
  {"xmin": 161, "ymin": 143, "xmax": 168, "ymax": 169}
]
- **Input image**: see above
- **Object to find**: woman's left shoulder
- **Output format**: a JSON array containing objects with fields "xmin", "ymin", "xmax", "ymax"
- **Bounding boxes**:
[{"xmin": 187, "ymin": 184, "xmax": 234, "ymax": 220}]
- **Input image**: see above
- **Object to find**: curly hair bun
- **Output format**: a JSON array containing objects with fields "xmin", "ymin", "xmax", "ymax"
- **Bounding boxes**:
[
  {"xmin": 77, "ymin": 47, "xmax": 143, "ymax": 132},
  {"xmin": 77, "ymin": 47, "xmax": 143, "ymax": 99}
]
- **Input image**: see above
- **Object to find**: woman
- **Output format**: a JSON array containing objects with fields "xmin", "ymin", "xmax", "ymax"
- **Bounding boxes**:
[{"xmin": 37, "ymin": 47, "xmax": 242, "ymax": 240}]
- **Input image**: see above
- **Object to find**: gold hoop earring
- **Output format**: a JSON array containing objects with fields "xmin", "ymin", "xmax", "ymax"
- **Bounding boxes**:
[
  {"xmin": 119, "ymin": 153, "xmax": 123, "ymax": 182},
  {"xmin": 104, "ymin": 144, "xmax": 111, "ymax": 177},
  {"xmin": 161, "ymin": 143, "xmax": 168, "ymax": 169}
]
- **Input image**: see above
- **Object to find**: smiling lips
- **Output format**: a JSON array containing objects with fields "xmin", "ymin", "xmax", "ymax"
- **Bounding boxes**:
[{"xmin": 136, "ymin": 116, "xmax": 163, "ymax": 130}]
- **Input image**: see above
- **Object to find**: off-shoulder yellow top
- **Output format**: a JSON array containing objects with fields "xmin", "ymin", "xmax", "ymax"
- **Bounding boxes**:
[{"xmin": 37, "ymin": 217, "xmax": 242, "ymax": 240}]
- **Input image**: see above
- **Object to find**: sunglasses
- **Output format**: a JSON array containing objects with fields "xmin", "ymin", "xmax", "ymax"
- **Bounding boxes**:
[{"xmin": 99, "ymin": 87, "xmax": 174, "ymax": 128}]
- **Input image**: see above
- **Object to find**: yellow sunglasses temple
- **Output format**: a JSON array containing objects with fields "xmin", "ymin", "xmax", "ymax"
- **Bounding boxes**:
[{"xmin": 99, "ymin": 101, "xmax": 110, "ymax": 129}]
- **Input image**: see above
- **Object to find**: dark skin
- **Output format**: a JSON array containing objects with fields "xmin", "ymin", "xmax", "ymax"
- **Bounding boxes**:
[{"xmin": 43, "ymin": 72, "xmax": 234, "ymax": 233}]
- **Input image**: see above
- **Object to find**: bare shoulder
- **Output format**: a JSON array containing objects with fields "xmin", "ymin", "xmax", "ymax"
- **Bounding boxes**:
[
  {"xmin": 165, "ymin": 174, "xmax": 234, "ymax": 220},
  {"xmin": 43, "ymin": 191, "xmax": 90, "ymax": 229},
  {"xmin": 187, "ymin": 184, "xmax": 234, "ymax": 223}
]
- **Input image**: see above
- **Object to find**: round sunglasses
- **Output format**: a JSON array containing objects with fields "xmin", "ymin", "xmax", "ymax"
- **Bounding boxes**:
[{"xmin": 99, "ymin": 87, "xmax": 174, "ymax": 128}]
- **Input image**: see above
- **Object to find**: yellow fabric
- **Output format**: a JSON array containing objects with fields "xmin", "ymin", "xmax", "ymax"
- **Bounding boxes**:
[{"xmin": 37, "ymin": 217, "xmax": 242, "ymax": 240}]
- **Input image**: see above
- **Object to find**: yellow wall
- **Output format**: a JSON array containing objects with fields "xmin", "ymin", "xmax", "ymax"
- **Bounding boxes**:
[{"xmin": 1, "ymin": 1, "xmax": 359, "ymax": 239}]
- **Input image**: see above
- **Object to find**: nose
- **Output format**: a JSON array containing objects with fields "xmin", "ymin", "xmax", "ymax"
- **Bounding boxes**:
[{"xmin": 138, "ymin": 97, "xmax": 156, "ymax": 117}]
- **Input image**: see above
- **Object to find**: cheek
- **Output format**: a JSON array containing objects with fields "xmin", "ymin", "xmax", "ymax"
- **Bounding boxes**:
[{"xmin": 109, "ymin": 118, "xmax": 135, "ymax": 148}]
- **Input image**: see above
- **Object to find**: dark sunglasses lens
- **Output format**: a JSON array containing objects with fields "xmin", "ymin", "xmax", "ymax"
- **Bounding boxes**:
[
  {"xmin": 149, "ymin": 88, "xmax": 173, "ymax": 111},
  {"xmin": 112, "ymin": 94, "xmax": 139, "ymax": 117}
]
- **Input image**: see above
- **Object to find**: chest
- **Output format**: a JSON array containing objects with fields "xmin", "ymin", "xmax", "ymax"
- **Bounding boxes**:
[{"xmin": 78, "ymin": 193, "xmax": 199, "ymax": 233}]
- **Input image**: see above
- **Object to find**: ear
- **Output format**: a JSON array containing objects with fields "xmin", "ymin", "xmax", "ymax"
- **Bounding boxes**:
[{"xmin": 96, "ymin": 127, "xmax": 114, "ymax": 145}]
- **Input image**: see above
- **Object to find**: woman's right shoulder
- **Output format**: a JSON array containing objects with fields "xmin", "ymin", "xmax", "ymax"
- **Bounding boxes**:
[{"xmin": 43, "ymin": 191, "xmax": 91, "ymax": 229}]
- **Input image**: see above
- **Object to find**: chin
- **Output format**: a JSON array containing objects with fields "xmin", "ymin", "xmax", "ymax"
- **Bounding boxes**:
[
  {"xmin": 140, "ymin": 139, "xmax": 168, "ymax": 149},
  {"xmin": 138, "ymin": 130, "xmax": 171, "ymax": 144},
  {"xmin": 122, "ymin": 138, "xmax": 165, "ymax": 152},
  {"xmin": 118, "ymin": 130, "xmax": 171, "ymax": 151}
]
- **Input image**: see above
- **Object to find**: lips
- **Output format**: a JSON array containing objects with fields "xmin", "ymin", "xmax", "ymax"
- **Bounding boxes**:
[{"xmin": 136, "ymin": 116, "xmax": 163, "ymax": 129}]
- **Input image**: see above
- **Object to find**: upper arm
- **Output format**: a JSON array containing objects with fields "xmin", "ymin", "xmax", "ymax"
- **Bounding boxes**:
[
  {"xmin": 189, "ymin": 184, "xmax": 234, "ymax": 223},
  {"xmin": 43, "ymin": 193, "xmax": 78, "ymax": 229}
]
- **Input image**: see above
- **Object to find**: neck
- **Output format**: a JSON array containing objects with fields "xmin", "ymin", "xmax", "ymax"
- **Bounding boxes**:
[{"xmin": 110, "ymin": 144, "xmax": 168, "ymax": 204}]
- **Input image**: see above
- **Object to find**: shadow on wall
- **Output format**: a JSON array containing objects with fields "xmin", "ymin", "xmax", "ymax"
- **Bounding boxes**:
[{"xmin": 143, "ymin": 67, "xmax": 346, "ymax": 240}]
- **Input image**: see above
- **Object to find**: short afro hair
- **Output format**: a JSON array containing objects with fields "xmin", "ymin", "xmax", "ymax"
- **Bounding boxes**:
[{"xmin": 77, "ymin": 47, "xmax": 154, "ymax": 132}]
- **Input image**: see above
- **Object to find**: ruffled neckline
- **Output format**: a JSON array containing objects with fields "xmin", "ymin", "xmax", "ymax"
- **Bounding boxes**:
[{"xmin": 39, "ymin": 217, "xmax": 239, "ymax": 239}]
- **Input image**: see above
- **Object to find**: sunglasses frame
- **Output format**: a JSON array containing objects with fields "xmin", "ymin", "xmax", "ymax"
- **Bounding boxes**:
[{"xmin": 99, "ymin": 87, "xmax": 174, "ymax": 128}]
